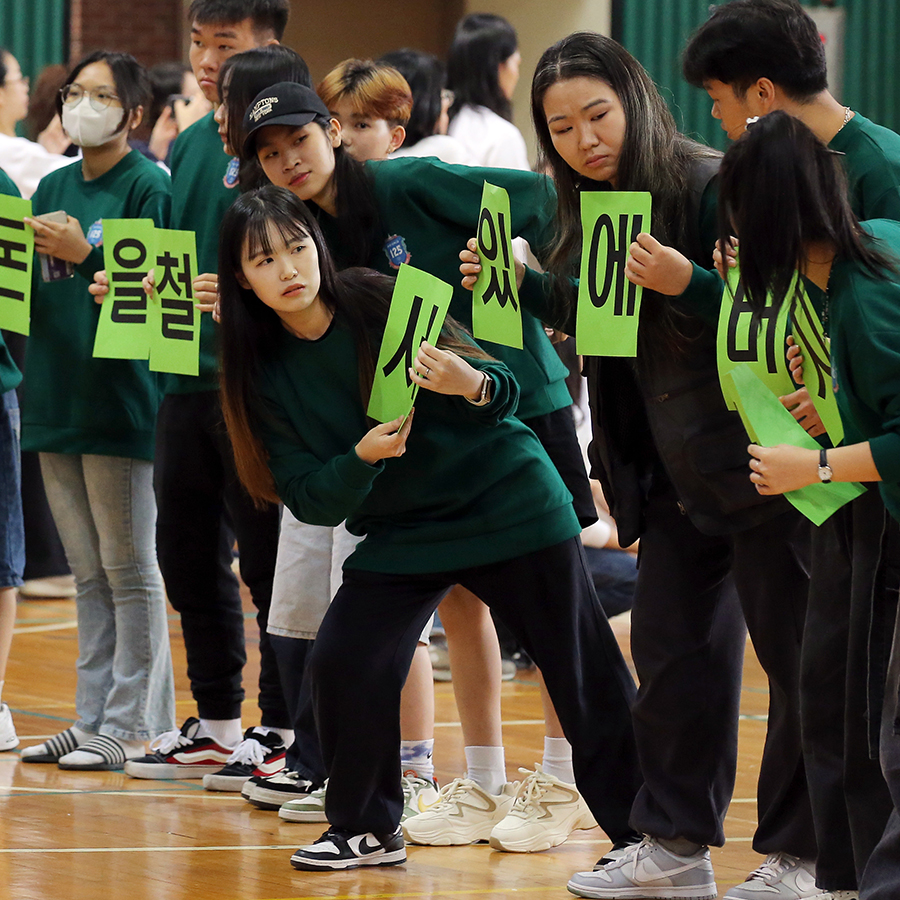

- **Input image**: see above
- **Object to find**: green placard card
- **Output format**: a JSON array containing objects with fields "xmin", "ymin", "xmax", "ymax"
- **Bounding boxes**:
[
  {"xmin": 93, "ymin": 219, "xmax": 155, "ymax": 360},
  {"xmin": 0, "ymin": 193, "xmax": 34, "ymax": 335},
  {"xmin": 716, "ymin": 262, "xmax": 793, "ymax": 410},
  {"xmin": 576, "ymin": 191, "xmax": 652, "ymax": 357},
  {"xmin": 472, "ymin": 182, "xmax": 522, "ymax": 349},
  {"xmin": 789, "ymin": 286, "xmax": 844, "ymax": 445},
  {"xmin": 148, "ymin": 228, "xmax": 200, "ymax": 376},
  {"xmin": 725, "ymin": 366, "xmax": 864, "ymax": 525},
  {"xmin": 367, "ymin": 264, "xmax": 453, "ymax": 423}
]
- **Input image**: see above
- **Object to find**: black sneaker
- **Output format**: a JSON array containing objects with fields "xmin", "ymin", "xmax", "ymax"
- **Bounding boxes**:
[
  {"xmin": 290, "ymin": 826, "xmax": 407, "ymax": 870},
  {"xmin": 243, "ymin": 768, "xmax": 322, "ymax": 809},
  {"xmin": 202, "ymin": 727, "xmax": 286, "ymax": 792}
]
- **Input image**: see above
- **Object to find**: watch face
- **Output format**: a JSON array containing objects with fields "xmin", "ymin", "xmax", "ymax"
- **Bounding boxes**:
[{"xmin": 818, "ymin": 465, "xmax": 834, "ymax": 482}]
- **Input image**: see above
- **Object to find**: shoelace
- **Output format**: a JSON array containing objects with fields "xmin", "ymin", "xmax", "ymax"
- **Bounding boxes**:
[
  {"xmin": 746, "ymin": 852, "xmax": 792, "ymax": 883},
  {"xmin": 226, "ymin": 737, "xmax": 269, "ymax": 767},
  {"xmin": 429, "ymin": 777, "xmax": 478, "ymax": 810},
  {"xmin": 618, "ymin": 836, "xmax": 653, "ymax": 877},
  {"xmin": 149, "ymin": 727, "xmax": 195, "ymax": 755},
  {"xmin": 510, "ymin": 767, "xmax": 552, "ymax": 813}
]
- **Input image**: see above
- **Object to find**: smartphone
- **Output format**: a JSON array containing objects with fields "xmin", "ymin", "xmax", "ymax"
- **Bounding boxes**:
[{"xmin": 37, "ymin": 210, "xmax": 74, "ymax": 282}]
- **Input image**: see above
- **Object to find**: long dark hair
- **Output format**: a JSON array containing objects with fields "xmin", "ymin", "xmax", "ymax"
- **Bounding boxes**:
[
  {"xmin": 218, "ymin": 185, "xmax": 490, "ymax": 503},
  {"xmin": 532, "ymin": 32, "xmax": 719, "ymax": 352},
  {"xmin": 220, "ymin": 46, "xmax": 312, "ymax": 191},
  {"xmin": 719, "ymin": 110, "xmax": 895, "ymax": 315},
  {"xmin": 379, "ymin": 48, "xmax": 445, "ymax": 146},
  {"xmin": 447, "ymin": 13, "xmax": 517, "ymax": 123}
]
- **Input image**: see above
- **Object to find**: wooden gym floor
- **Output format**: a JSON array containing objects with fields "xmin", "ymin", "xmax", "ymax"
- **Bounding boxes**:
[{"xmin": 1, "ymin": 588, "xmax": 769, "ymax": 900}]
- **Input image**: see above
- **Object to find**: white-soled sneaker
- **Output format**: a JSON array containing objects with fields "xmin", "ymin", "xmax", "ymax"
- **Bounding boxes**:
[
  {"xmin": 202, "ymin": 727, "xmax": 285, "ymax": 792},
  {"xmin": 0, "ymin": 703, "xmax": 19, "ymax": 751},
  {"xmin": 244, "ymin": 768, "xmax": 322, "ymax": 809},
  {"xmin": 290, "ymin": 826, "xmax": 406, "ymax": 871},
  {"xmin": 124, "ymin": 718, "xmax": 233, "ymax": 779},
  {"xmin": 401, "ymin": 773, "xmax": 440, "ymax": 822},
  {"xmin": 490, "ymin": 765, "xmax": 597, "ymax": 852},
  {"xmin": 279, "ymin": 782, "xmax": 328, "ymax": 823},
  {"xmin": 401, "ymin": 777, "xmax": 519, "ymax": 845},
  {"xmin": 724, "ymin": 853, "xmax": 818, "ymax": 899},
  {"xmin": 567, "ymin": 836, "xmax": 717, "ymax": 899}
]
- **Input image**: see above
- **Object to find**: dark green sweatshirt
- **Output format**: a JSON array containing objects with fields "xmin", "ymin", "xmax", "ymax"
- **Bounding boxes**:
[
  {"xmin": 830, "ymin": 113, "xmax": 900, "ymax": 221},
  {"xmin": 166, "ymin": 111, "xmax": 242, "ymax": 394},
  {"xmin": 257, "ymin": 318, "xmax": 579, "ymax": 574},
  {"xmin": 22, "ymin": 151, "xmax": 170, "ymax": 459},
  {"xmin": 0, "ymin": 167, "xmax": 23, "ymax": 394},
  {"xmin": 314, "ymin": 157, "xmax": 571, "ymax": 421},
  {"xmin": 822, "ymin": 220, "xmax": 900, "ymax": 520}
]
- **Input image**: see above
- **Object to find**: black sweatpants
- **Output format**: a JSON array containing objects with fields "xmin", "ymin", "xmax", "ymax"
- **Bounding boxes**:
[
  {"xmin": 802, "ymin": 490, "xmax": 893, "ymax": 890},
  {"xmin": 154, "ymin": 391, "xmax": 288, "ymax": 726},
  {"xmin": 630, "ymin": 482, "xmax": 815, "ymax": 857},
  {"xmin": 308, "ymin": 537, "xmax": 641, "ymax": 836}
]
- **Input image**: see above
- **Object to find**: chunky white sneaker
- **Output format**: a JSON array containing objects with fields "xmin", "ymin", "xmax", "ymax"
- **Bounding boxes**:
[
  {"xmin": 290, "ymin": 826, "xmax": 406, "ymax": 870},
  {"xmin": 401, "ymin": 777, "xmax": 519, "ymax": 845},
  {"xmin": 567, "ymin": 836, "xmax": 717, "ymax": 899},
  {"xmin": 401, "ymin": 773, "xmax": 440, "ymax": 821},
  {"xmin": 489, "ymin": 765, "xmax": 597, "ymax": 852},
  {"xmin": 279, "ymin": 782, "xmax": 328, "ymax": 823},
  {"xmin": 0, "ymin": 703, "xmax": 19, "ymax": 751},
  {"xmin": 724, "ymin": 853, "xmax": 818, "ymax": 899}
]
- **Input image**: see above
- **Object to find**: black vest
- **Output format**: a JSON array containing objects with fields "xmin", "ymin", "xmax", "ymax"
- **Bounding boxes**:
[{"xmin": 583, "ymin": 157, "xmax": 790, "ymax": 546}]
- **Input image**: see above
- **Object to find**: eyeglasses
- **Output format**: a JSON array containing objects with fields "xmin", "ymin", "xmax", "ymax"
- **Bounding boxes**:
[
  {"xmin": 441, "ymin": 89, "xmax": 455, "ymax": 107},
  {"xmin": 60, "ymin": 84, "xmax": 121, "ymax": 111}
]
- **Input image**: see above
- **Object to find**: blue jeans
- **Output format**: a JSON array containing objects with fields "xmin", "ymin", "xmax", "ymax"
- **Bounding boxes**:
[
  {"xmin": 0, "ymin": 390, "xmax": 24, "ymax": 588},
  {"xmin": 40, "ymin": 453, "xmax": 175, "ymax": 741}
]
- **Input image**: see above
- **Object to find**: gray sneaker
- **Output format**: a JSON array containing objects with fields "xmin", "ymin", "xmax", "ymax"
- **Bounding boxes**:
[
  {"xmin": 567, "ymin": 836, "xmax": 717, "ymax": 899},
  {"xmin": 724, "ymin": 853, "xmax": 817, "ymax": 899}
]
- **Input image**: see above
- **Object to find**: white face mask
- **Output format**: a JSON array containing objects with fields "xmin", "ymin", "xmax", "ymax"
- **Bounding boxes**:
[{"xmin": 61, "ymin": 101, "xmax": 125, "ymax": 148}]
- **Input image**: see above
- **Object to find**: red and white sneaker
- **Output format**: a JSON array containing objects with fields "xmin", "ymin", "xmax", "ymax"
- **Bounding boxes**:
[
  {"xmin": 124, "ymin": 718, "xmax": 234, "ymax": 779},
  {"xmin": 202, "ymin": 727, "xmax": 286, "ymax": 791}
]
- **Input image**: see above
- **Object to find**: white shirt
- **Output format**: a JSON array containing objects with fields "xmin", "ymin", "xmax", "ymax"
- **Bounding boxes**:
[
  {"xmin": 448, "ymin": 104, "xmax": 530, "ymax": 172},
  {"xmin": 391, "ymin": 133, "xmax": 473, "ymax": 166},
  {"xmin": 0, "ymin": 132, "xmax": 73, "ymax": 199}
]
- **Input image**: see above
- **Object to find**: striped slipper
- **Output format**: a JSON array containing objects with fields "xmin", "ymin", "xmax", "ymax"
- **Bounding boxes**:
[
  {"xmin": 57, "ymin": 735, "xmax": 133, "ymax": 771},
  {"xmin": 20, "ymin": 727, "xmax": 86, "ymax": 763}
]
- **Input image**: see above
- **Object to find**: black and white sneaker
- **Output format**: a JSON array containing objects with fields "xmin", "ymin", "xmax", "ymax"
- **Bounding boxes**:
[
  {"xmin": 243, "ymin": 768, "xmax": 322, "ymax": 809},
  {"xmin": 290, "ymin": 826, "xmax": 407, "ymax": 871},
  {"xmin": 202, "ymin": 727, "xmax": 286, "ymax": 792}
]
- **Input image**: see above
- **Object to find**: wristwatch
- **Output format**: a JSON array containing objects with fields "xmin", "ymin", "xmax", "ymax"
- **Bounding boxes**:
[
  {"xmin": 818, "ymin": 448, "xmax": 833, "ymax": 483},
  {"xmin": 466, "ymin": 372, "xmax": 492, "ymax": 406}
]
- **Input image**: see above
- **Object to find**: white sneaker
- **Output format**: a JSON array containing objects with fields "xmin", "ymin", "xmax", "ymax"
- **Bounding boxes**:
[
  {"xmin": 724, "ymin": 853, "xmax": 818, "ymax": 899},
  {"xmin": 279, "ymin": 781, "xmax": 328, "ymax": 823},
  {"xmin": 401, "ymin": 777, "xmax": 519, "ymax": 845},
  {"xmin": 0, "ymin": 703, "xmax": 18, "ymax": 751},
  {"xmin": 567, "ymin": 836, "xmax": 717, "ymax": 899},
  {"xmin": 401, "ymin": 773, "xmax": 440, "ymax": 821},
  {"xmin": 489, "ymin": 765, "xmax": 596, "ymax": 852},
  {"xmin": 809, "ymin": 893, "xmax": 858, "ymax": 900}
]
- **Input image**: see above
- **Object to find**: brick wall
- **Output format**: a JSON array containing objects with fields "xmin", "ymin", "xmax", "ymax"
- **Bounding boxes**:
[{"xmin": 69, "ymin": 0, "xmax": 186, "ymax": 68}]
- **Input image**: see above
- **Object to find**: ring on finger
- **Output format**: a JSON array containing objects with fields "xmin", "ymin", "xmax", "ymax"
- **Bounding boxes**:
[{"xmin": 425, "ymin": 366, "xmax": 431, "ymax": 377}]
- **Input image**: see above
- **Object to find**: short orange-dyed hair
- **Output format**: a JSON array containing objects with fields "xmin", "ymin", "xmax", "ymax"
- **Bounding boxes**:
[{"xmin": 317, "ymin": 58, "xmax": 413, "ymax": 127}]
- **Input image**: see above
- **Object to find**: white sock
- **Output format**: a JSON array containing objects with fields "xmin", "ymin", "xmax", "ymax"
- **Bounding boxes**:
[
  {"xmin": 465, "ymin": 745, "xmax": 506, "ymax": 794},
  {"xmin": 400, "ymin": 739, "xmax": 435, "ymax": 781},
  {"xmin": 542, "ymin": 736, "xmax": 575, "ymax": 784},
  {"xmin": 199, "ymin": 718, "xmax": 242, "ymax": 748},
  {"xmin": 272, "ymin": 727, "xmax": 294, "ymax": 746}
]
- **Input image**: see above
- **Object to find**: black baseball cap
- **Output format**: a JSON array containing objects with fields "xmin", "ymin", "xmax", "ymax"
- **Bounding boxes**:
[{"xmin": 242, "ymin": 82, "xmax": 332, "ymax": 157}]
